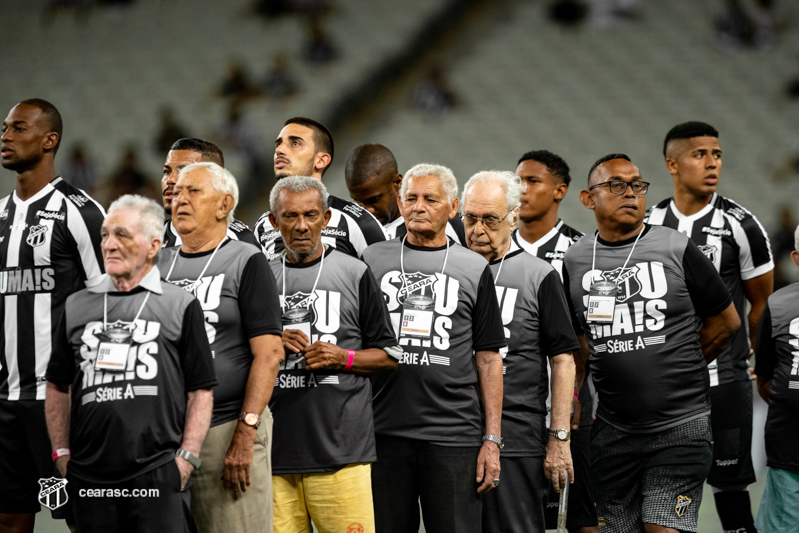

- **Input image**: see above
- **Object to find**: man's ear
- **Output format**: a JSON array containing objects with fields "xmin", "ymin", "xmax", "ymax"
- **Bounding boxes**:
[
  {"xmin": 791, "ymin": 250, "xmax": 799, "ymax": 268},
  {"xmin": 218, "ymin": 194, "xmax": 235, "ymax": 222},
  {"xmin": 554, "ymin": 183, "xmax": 568, "ymax": 203},
  {"xmin": 579, "ymin": 189, "xmax": 595, "ymax": 210},
  {"xmin": 315, "ymin": 153, "xmax": 332, "ymax": 175},
  {"xmin": 449, "ymin": 197, "xmax": 460, "ymax": 220},
  {"xmin": 392, "ymin": 174, "xmax": 403, "ymax": 194},
  {"xmin": 322, "ymin": 208, "xmax": 332, "ymax": 229}
]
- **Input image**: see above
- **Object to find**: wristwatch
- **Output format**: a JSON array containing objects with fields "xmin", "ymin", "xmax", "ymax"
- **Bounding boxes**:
[
  {"xmin": 548, "ymin": 428, "xmax": 571, "ymax": 441},
  {"xmin": 239, "ymin": 412, "xmax": 261, "ymax": 429},
  {"xmin": 482, "ymin": 434, "xmax": 504, "ymax": 450},
  {"xmin": 175, "ymin": 449, "xmax": 201, "ymax": 469}
]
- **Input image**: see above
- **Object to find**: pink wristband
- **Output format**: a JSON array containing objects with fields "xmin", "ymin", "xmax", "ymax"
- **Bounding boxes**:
[
  {"xmin": 52, "ymin": 448, "xmax": 71, "ymax": 461},
  {"xmin": 573, "ymin": 391, "xmax": 579, "ymax": 399},
  {"xmin": 345, "ymin": 350, "xmax": 355, "ymax": 370}
]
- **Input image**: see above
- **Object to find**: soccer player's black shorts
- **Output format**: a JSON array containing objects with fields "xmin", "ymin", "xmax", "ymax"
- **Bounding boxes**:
[
  {"xmin": 0, "ymin": 399, "xmax": 72, "ymax": 519},
  {"xmin": 483, "ymin": 455, "xmax": 548, "ymax": 533},
  {"xmin": 591, "ymin": 416, "xmax": 712, "ymax": 533},
  {"xmin": 69, "ymin": 459, "xmax": 195, "ymax": 533},
  {"xmin": 707, "ymin": 380, "xmax": 756, "ymax": 488},
  {"xmin": 544, "ymin": 425, "xmax": 598, "ymax": 531}
]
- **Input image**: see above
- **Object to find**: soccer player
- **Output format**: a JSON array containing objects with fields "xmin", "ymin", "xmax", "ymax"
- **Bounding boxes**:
[
  {"xmin": 0, "ymin": 99, "xmax": 105, "ymax": 532},
  {"xmin": 267, "ymin": 176, "xmax": 399, "ymax": 532},
  {"xmin": 161, "ymin": 137, "xmax": 259, "ymax": 248},
  {"xmin": 461, "ymin": 170, "xmax": 578, "ymax": 532},
  {"xmin": 363, "ymin": 164, "xmax": 506, "ymax": 533},
  {"xmin": 345, "ymin": 143, "xmax": 466, "ymax": 242},
  {"xmin": 161, "ymin": 163, "xmax": 284, "ymax": 532},
  {"xmin": 513, "ymin": 149, "xmax": 597, "ymax": 533},
  {"xmin": 45, "ymin": 195, "xmax": 217, "ymax": 532},
  {"xmin": 647, "ymin": 122, "xmax": 773, "ymax": 533},
  {"xmin": 253, "ymin": 118, "xmax": 386, "ymax": 259},
  {"xmin": 753, "ymin": 223, "xmax": 799, "ymax": 533},
  {"xmin": 563, "ymin": 154, "xmax": 740, "ymax": 533}
]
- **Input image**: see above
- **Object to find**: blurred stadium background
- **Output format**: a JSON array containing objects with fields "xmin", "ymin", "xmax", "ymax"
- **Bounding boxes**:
[{"xmin": 1, "ymin": 0, "xmax": 794, "ymax": 531}]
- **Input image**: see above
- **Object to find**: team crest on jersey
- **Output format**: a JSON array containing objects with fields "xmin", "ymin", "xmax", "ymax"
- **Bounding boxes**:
[
  {"xmin": 674, "ymin": 495, "xmax": 691, "ymax": 517},
  {"xmin": 698, "ymin": 244, "xmax": 718, "ymax": 263},
  {"xmin": 283, "ymin": 291, "xmax": 319, "ymax": 313},
  {"xmin": 38, "ymin": 477, "xmax": 68, "ymax": 510},
  {"xmin": 26, "ymin": 225, "xmax": 48, "ymax": 247},
  {"xmin": 169, "ymin": 278, "xmax": 203, "ymax": 295},
  {"xmin": 0, "ymin": 210, "xmax": 7, "ymax": 220},
  {"xmin": 600, "ymin": 266, "xmax": 641, "ymax": 303},
  {"xmin": 398, "ymin": 272, "xmax": 437, "ymax": 303},
  {"xmin": 105, "ymin": 319, "xmax": 135, "ymax": 331}
]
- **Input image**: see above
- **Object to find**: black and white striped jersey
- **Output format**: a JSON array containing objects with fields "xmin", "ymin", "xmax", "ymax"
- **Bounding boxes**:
[
  {"xmin": 162, "ymin": 218, "xmax": 259, "ymax": 249},
  {"xmin": 253, "ymin": 194, "xmax": 386, "ymax": 260},
  {"xmin": 0, "ymin": 177, "xmax": 105, "ymax": 401},
  {"xmin": 646, "ymin": 193, "xmax": 774, "ymax": 386},
  {"xmin": 511, "ymin": 219, "xmax": 584, "ymax": 279}
]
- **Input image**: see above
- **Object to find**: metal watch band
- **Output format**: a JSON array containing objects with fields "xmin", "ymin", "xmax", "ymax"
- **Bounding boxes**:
[
  {"xmin": 548, "ymin": 428, "xmax": 571, "ymax": 441},
  {"xmin": 239, "ymin": 412, "xmax": 261, "ymax": 429},
  {"xmin": 482, "ymin": 434, "xmax": 504, "ymax": 449},
  {"xmin": 175, "ymin": 449, "xmax": 201, "ymax": 469}
]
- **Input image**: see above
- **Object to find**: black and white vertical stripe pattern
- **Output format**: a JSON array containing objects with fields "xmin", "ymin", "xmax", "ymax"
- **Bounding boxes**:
[{"xmin": 511, "ymin": 219, "xmax": 584, "ymax": 279}]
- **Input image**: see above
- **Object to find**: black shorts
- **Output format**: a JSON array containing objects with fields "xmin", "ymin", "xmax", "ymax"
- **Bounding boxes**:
[
  {"xmin": 483, "ymin": 455, "xmax": 548, "ymax": 533},
  {"xmin": 591, "ymin": 416, "xmax": 712, "ymax": 533},
  {"xmin": 69, "ymin": 460, "xmax": 195, "ymax": 533},
  {"xmin": 707, "ymin": 380, "xmax": 756, "ymax": 487},
  {"xmin": 544, "ymin": 426, "xmax": 598, "ymax": 530},
  {"xmin": 0, "ymin": 399, "xmax": 72, "ymax": 519}
]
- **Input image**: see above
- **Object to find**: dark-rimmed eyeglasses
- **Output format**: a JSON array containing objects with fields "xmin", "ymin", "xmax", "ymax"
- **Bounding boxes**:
[
  {"xmin": 589, "ymin": 180, "xmax": 650, "ymax": 195},
  {"xmin": 462, "ymin": 211, "xmax": 511, "ymax": 230}
]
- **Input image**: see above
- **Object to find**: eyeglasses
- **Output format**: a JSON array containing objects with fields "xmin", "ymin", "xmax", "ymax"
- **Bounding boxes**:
[
  {"xmin": 589, "ymin": 180, "xmax": 650, "ymax": 195},
  {"xmin": 462, "ymin": 211, "xmax": 511, "ymax": 230}
]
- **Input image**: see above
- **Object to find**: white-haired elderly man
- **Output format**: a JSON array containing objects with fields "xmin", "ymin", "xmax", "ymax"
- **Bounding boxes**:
[
  {"xmin": 45, "ymin": 195, "xmax": 217, "ymax": 532},
  {"xmin": 461, "ymin": 170, "xmax": 579, "ymax": 533},
  {"xmin": 754, "ymin": 223, "xmax": 799, "ymax": 533},
  {"xmin": 267, "ymin": 176, "xmax": 399, "ymax": 533},
  {"xmin": 362, "ymin": 163, "xmax": 507, "ymax": 533},
  {"xmin": 159, "ymin": 162, "xmax": 285, "ymax": 533}
]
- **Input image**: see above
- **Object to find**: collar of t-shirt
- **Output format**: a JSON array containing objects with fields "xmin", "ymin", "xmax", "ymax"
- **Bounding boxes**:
[
  {"xmin": 668, "ymin": 193, "xmax": 718, "ymax": 221},
  {"xmin": 177, "ymin": 236, "xmax": 233, "ymax": 258},
  {"xmin": 88, "ymin": 265, "xmax": 164, "ymax": 295},
  {"xmin": 384, "ymin": 217, "xmax": 405, "ymax": 239},
  {"xmin": 403, "ymin": 236, "xmax": 455, "ymax": 252},
  {"xmin": 282, "ymin": 245, "xmax": 333, "ymax": 269},
  {"xmin": 513, "ymin": 219, "xmax": 563, "ymax": 250},
  {"xmin": 595, "ymin": 223, "xmax": 652, "ymax": 248}
]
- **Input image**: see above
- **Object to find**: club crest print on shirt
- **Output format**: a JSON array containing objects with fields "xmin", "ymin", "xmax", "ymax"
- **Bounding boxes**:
[
  {"xmin": 169, "ymin": 274, "xmax": 225, "ymax": 344},
  {"xmin": 580, "ymin": 261, "xmax": 668, "ymax": 347},
  {"xmin": 280, "ymin": 288, "xmax": 342, "ymax": 370}
]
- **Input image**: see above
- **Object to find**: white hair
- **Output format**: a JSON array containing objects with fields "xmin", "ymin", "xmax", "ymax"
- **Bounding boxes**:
[
  {"xmin": 269, "ymin": 176, "xmax": 329, "ymax": 213},
  {"xmin": 461, "ymin": 170, "xmax": 522, "ymax": 213},
  {"xmin": 401, "ymin": 163, "xmax": 459, "ymax": 204},
  {"xmin": 107, "ymin": 194, "xmax": 164, "ymax": 243},
  {"xmin": 180, "ymin": 162, "xmax": 239, "ymax": 224}
]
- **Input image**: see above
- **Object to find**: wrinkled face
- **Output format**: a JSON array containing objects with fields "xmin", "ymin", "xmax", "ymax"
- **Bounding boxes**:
[
  {"xmin": 274, "ymin": 123, "xmax": 318, "ymax": 179},
  {"xmin": 172, "ymin": 168, "xmax": 228, "ymax": 236},
  {"xmin": 583, "ymin": 159, "xmax": 646, "ymax": 230},
  {"xmin": 1, "ymin": 104, "xmax": 56, "ymax": 172},
  {"xmin": 516, "ymin": 159, "xmax": 565, "ymax": 222},
  {"xmin": 101, "ymin": 208, "xmax": 156, "ymax": 281},
  {"xmin": 463, "ymin": 181, "xmax": 514, "ymax": 261},
  {"xmin": 399, "ymin": 174, "xmax": 458, "ymax": 241},
  {"xmin": 347, "ymin": 174, "xmax": 401, "ymax": 224},
  {"xmin": 161, "ymin": 150, "xmax": 203, "ymax": 213},
  {"xmin": 270, "ymin": 188, "xmax": 331, "ymax": 261},
  {"xmin": 667, "ymin": 136, "xmax": 722, "ymax": 198}
]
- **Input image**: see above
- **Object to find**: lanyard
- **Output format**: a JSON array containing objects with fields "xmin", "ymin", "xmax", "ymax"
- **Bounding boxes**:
[
  {"xmin": 493, "ymin": 250, "xmax": 509, "ymax": 283},
  {"xmin": 591, "ymin": 226, "xmax": 644, "ymax": 285},
  {"xmin": 282, "ymin": 246, "xmax": 325, "ymax": 312},
  {"xmin": 103, "ymin": 290, "xmax": 151, "ymax": 331},
  {"xmin": 400, "ymin": 235, "xmax": 450, "ymax": 288},
  {"xmin": 164, "ymin": 237, "xmax": 228, "ymax": 284}
]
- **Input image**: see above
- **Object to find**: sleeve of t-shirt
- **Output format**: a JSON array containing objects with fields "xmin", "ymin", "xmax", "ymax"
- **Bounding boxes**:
[
  {"xmin": 46, "ymin": 311, "xmax": 76, "ymax": 386},
  {"xmin": 179, "ymin": 299, "xmax": 219, "ymax": 391},
  {"xmin": 754, "ymin": 303, "xmax": 776, "ymax": 381},
  {"xmin": 473, "ymin": 265, "xmax": 508, "ymax": 352},
  {"xmin": 683, "ymin": 240, "xmax": 732, "ymax": 318},
  {"xmin": 560, "ymin": 262, "xmax": 584, "ymax": 335},
  {"xmin": 736, "ymin": 214, "xmax": 774, "ymax": 280},
  {"xmin": 358, "ymin": 266, "xmax": 399, "ymax": 351},
  {"xmin": 238, "ymin": 253, "xmax": 283, "ymax": 338},
  {"xmin": 538, "ymin": 269, "xmax": 581, "ymax": 358}
]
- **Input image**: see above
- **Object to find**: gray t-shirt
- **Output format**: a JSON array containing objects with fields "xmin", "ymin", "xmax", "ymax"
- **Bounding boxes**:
[
  {"xmin": 562, "ymin": 225, "xmax": 731, "ymax": 433},
  {"xmin": 363, "ymin": 238, "xmax": 506, "ymax": 446}
]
